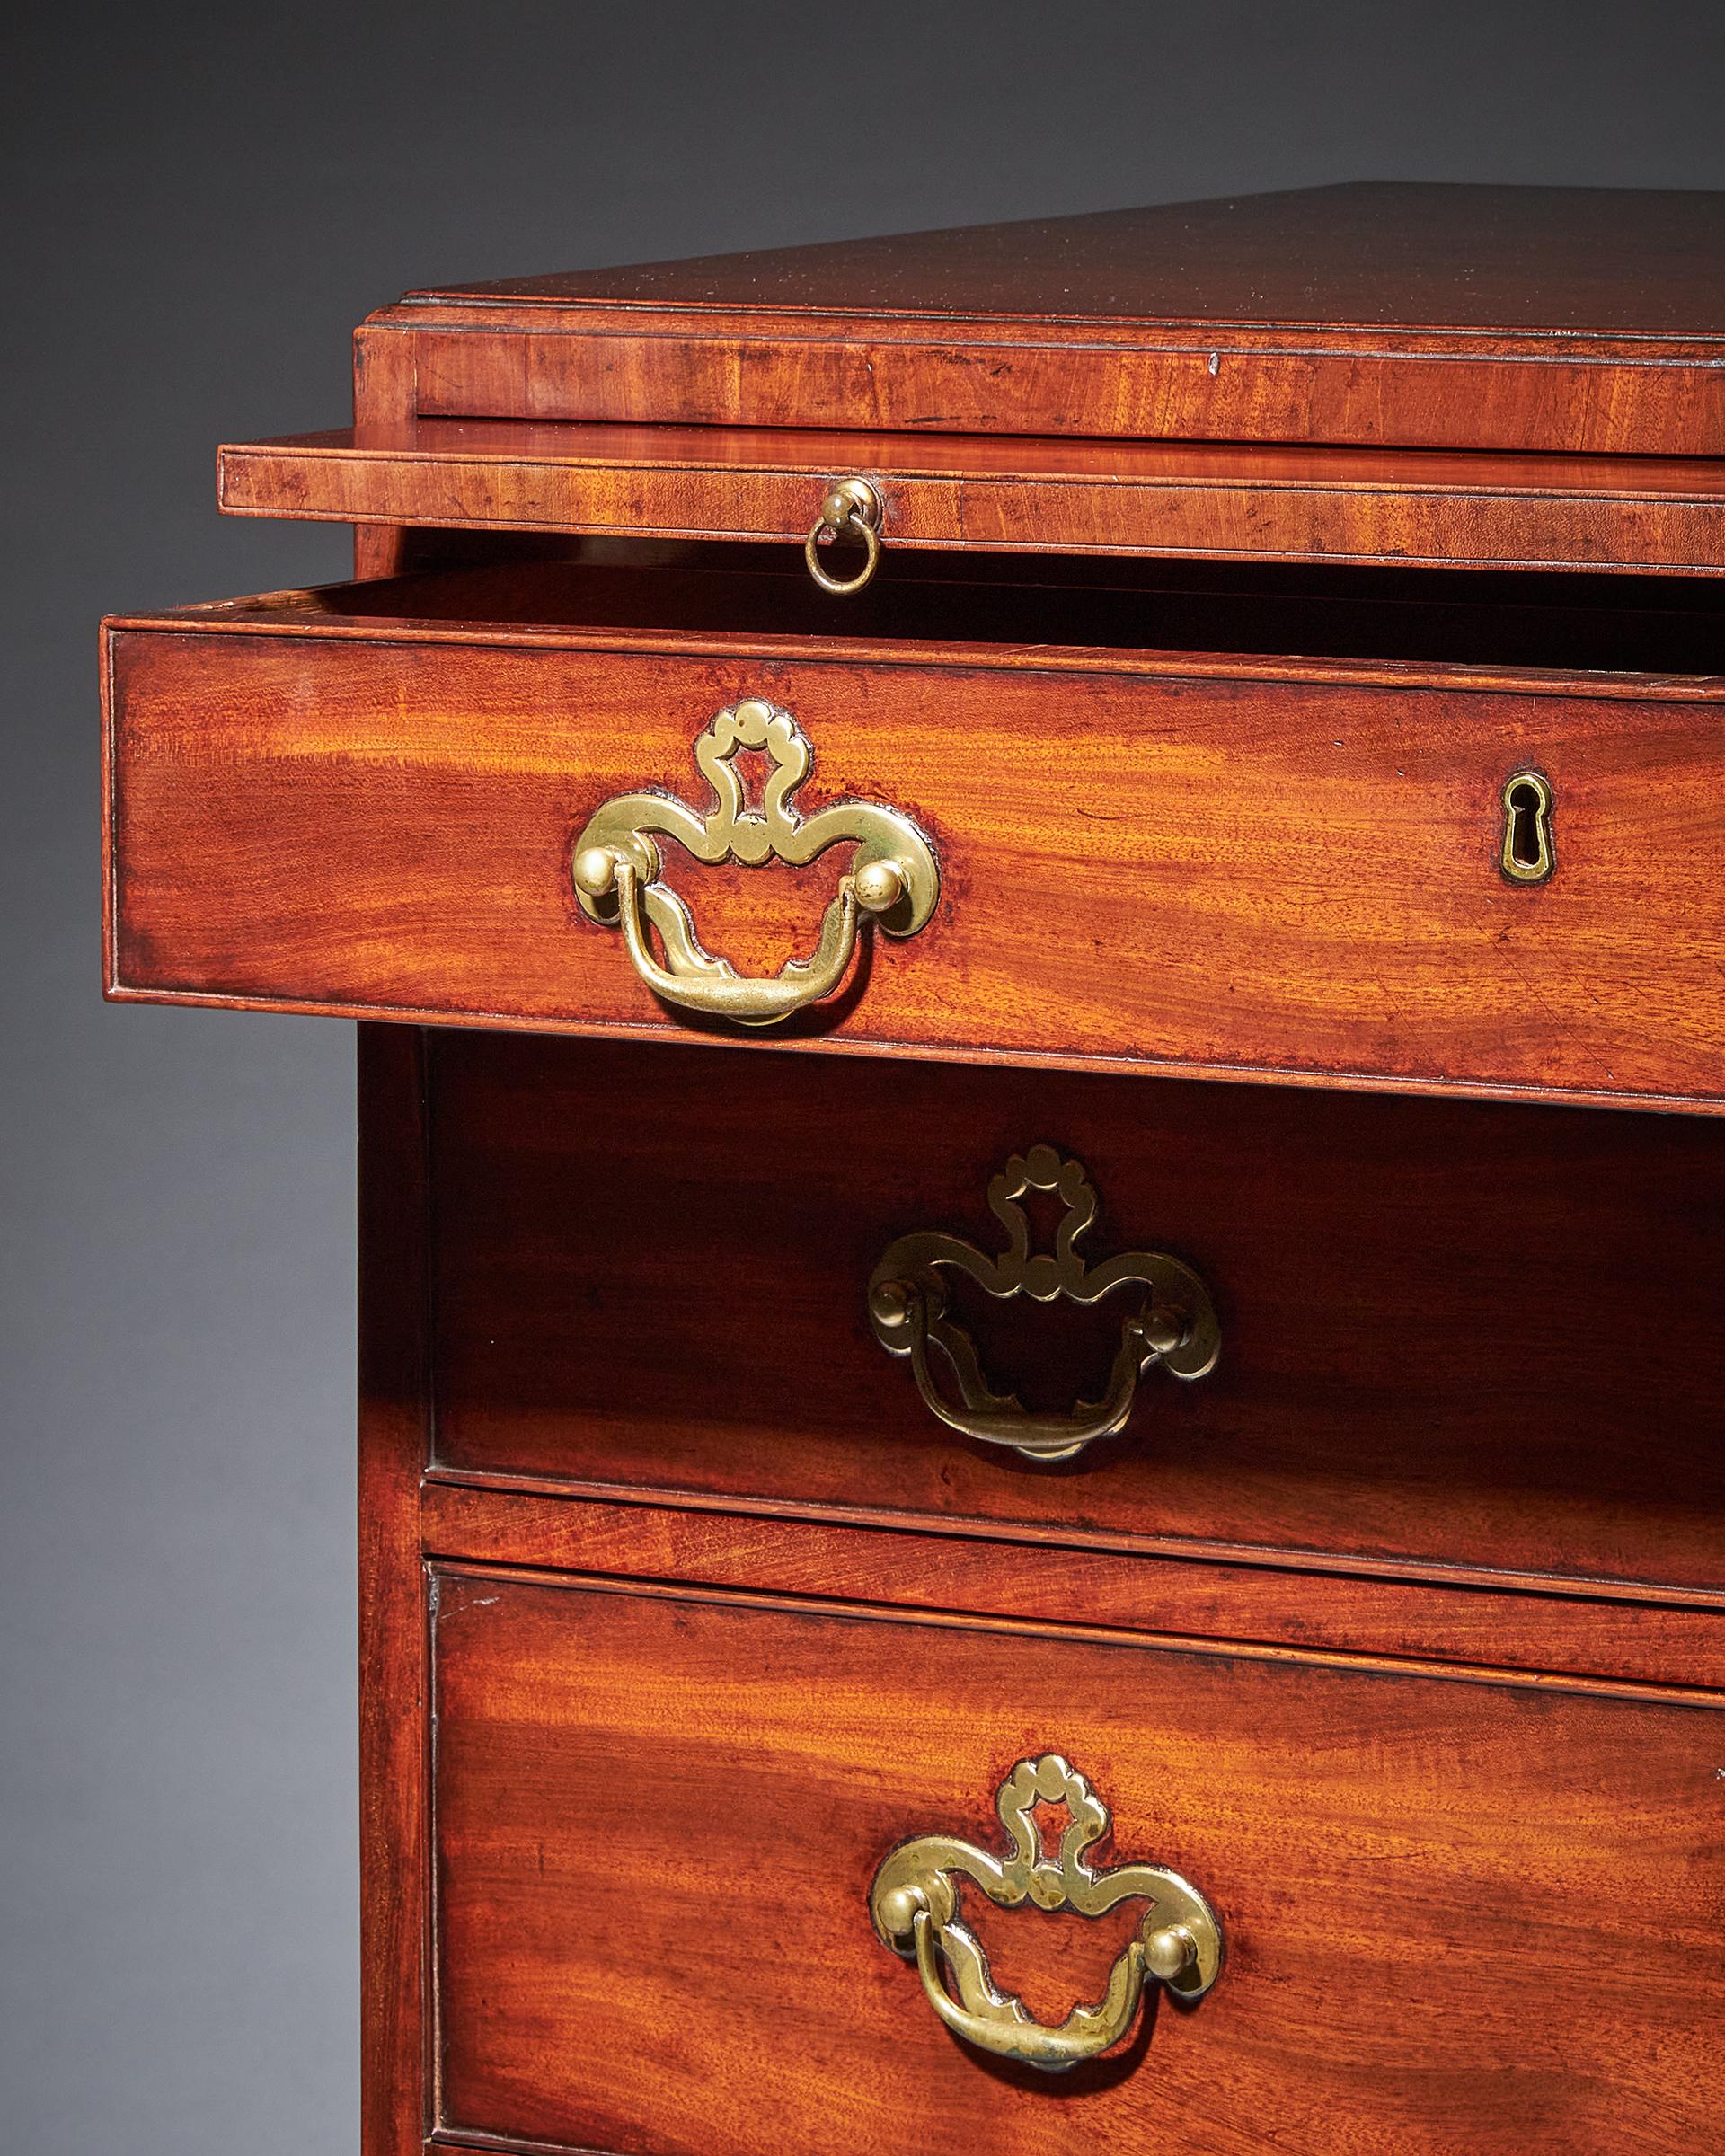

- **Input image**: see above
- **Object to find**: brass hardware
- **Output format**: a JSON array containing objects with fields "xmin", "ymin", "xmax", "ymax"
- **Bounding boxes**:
[
  {"xmin": 869, "ymin": 1145, "xmax": 1219, "ymax": 1462},
  {"xmin": 871, "ymin": 1754, "xmax": 1223, "ymax": 2073},
  {"xmin": 1500, "ymin": 770, "xmax": 1555, "ymax": 884},
  {"xmin": 804, "ymin": 475, "xmax": 883, "ymax": 595},
  {"xmin": 572, "ymin": 697, "xmax": 938, "ymax": 1027}
]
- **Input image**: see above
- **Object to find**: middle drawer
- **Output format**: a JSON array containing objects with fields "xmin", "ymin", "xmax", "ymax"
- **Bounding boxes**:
[{"xmin": 428, "ymin": 1030, "xmax": 1725, "ymax": 1595}]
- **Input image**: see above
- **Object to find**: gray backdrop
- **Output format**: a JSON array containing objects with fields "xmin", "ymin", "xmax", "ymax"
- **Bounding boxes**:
[{"xmin": 5, "ymin": 4, "xmax": 1723, "ymax": 2150}]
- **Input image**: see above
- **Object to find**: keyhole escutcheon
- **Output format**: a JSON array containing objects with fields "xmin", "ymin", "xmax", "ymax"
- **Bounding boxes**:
[{"xmin": 1500, "ymin": 770, "xmax": 1555, "ymax": 885}]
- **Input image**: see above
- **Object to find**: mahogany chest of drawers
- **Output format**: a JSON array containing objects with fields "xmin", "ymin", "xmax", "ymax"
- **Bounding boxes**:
[{"xmin": 102, "ymin": 184, "xmax": 1725, "ymax": 2153}]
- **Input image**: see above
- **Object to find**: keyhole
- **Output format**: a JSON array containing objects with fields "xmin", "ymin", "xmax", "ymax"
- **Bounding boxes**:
[
  {"xmin": 1508, "ymin": 785, "xmax": 1542, "ymax": 867},
  {"xmin": 1500, "ymin": 771, "xmax": 1554, "ymax": 884}
]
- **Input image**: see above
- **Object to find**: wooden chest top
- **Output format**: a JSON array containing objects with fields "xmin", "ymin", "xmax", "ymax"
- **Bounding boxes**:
[{"xmin": 367, "ymin": 182, "xmax": 1725, "ymax": 455}]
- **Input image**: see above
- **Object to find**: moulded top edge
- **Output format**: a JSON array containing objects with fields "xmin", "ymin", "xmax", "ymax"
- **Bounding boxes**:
[{"xmin": 390, "ymin": 183, "xmax": 1725, "ymax": 346}]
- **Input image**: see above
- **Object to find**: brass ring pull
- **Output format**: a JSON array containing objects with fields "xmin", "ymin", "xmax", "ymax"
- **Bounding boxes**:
[
  {"xmin": 871, "ymin": 1755, "xmax": 1223, "ymax": 2074},
  {"xmin": 572, "ymin": 697, "xmax": 938, "ymax": 1029},
  {"xmin": 804, "ymin": 476, "xmax": 883, "ymax": 595},
  {"xmin": 869, "ymin": 1146, "xmax": 1219, "ymax": 1462}
]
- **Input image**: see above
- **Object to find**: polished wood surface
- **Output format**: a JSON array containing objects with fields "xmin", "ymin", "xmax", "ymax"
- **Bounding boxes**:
[
  {"xmin": 442, "ymin": 185, "xmax": 1725, "ymax": 332},
  {"xmin": 220, "ymin": 420, "xmax": 1725, "ymax": 575},
  {"xmin": 104, "ymin": 564, "xmax": 1725, "ymax": 1111},
  {"xmin": 430, "ymin": 1569, "xmax": 1725, "ymax": 2156},
  {"xmin": 360, "ymin": 185, "xmax": 1725, "ymax": 455},
  {"xmin": 358, "ymin": 1027, "xmax": 431, "ymax": 2156},
  {"xmin": 426, "ymin": 1031, "xmax": 1725, "ymax": 1597},
  {"xmin": 421, "ymin": 1481, "xmax": 1725, "ymax": 1691},
  {"xmin": 345, "ymin": 1022, "xmax": 1725, "ymax": 2156},
  {"xmin": 118, "ymin": 187, "xmax": 1725, "ymax": 2156}
]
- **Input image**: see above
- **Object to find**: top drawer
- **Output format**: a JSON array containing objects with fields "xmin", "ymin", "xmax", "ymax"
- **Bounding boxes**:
[{"xmin": 104, "ymin": 556, "xmax": 1725, "ymax": 1111}]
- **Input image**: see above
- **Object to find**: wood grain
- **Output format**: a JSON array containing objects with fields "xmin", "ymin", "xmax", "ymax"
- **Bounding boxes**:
[
  {"xmin": 104, "ymin": 578, "xmax": 1725, "ymax": 1110},
  {"xmin": 115, "ymin": 176, "xmax": 1725, "ymax": 2156},
  {"xmin": 435, "ymin": 184, "xmax": 1725, "ymax": 335},
  {"xmin": 351, "ymin": 320, "xmax": 419, "ymax": 581},
  {"xmin": 429, "ymin": 1570, "xmax": 1725, "ymax": 2156},
  {"xmin": 358, "ymin": 1025, "xmax": 432, "ymax": 2156},
  {"xmin": 425, "ymin": 1031, "xmax": 1725, "ymax": 1598},
  {"xmin": 364, "ymin": 186, "xmax": 1725, "ymax": 455},
  {"xmin": 419, "ymin": 1482, "xmax": 1725, "ymax": 1689},
  {"xmin": 217, "ymin": 420, "xmax": 1725, "ymax": 576}
]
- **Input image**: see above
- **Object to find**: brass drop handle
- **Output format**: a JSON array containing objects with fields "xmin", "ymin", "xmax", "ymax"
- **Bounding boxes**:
[
  {"xmin": 804, "ymin": 476, "xmax": 883, "ymax": 595},
  {"xmin": 869, "ymin": 1146, "xmax": 1219, "ymax": 1462},
  {"xmin": 572, "ymin": 697, "xmax": 938, "ymax": 1029},
  {"xmin": 871, "ymin": 1755, "xmax": 1223, "ymax": 2073}
]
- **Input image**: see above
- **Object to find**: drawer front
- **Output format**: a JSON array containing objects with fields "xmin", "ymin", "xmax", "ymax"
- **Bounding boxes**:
[
  {"xmin": 104, "ymin": 605, "xmax": 1725, "ymax": 1109},
  {"xmin": 217, "ymin": 421, "xmax": 1725, "ymax": 578},
  {"xmin": 430, "ymin": 1571, "xmax": 1725, "ymax": 2156},
  {"xmin": 429, "ymin": 1031, "xmax": 1725, "ymax": 1596}
]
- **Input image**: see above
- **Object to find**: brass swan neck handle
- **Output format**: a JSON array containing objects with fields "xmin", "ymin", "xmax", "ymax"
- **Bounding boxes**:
[
  {"xmin": 871, "ymin": 1276, "xmax": 1190, "ymax": 1462},
  {"xmin": 871, "ymin": 1755, "xmax": 1223, "ymax": 2073},
  {"xmin": 869, "ymin": 1146, "xmax": 1219, "ymax": 1463},
  {"xmin": 572, "ymin": 698, "xmax": 938, "ymax": 1029},
  {"xmin": 905, "ymin": 1901, "xmax": 1196, "ymax": 2069},
  {"xmin": 577, "ymin": 848, "xmax": 900, "ymax": 1026}
]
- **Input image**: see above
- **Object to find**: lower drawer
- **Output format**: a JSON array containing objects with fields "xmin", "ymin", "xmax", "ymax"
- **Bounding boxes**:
[{"xmin": 430, "ymin": 1570, "xmax": 1724, "ymax": 2156}]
